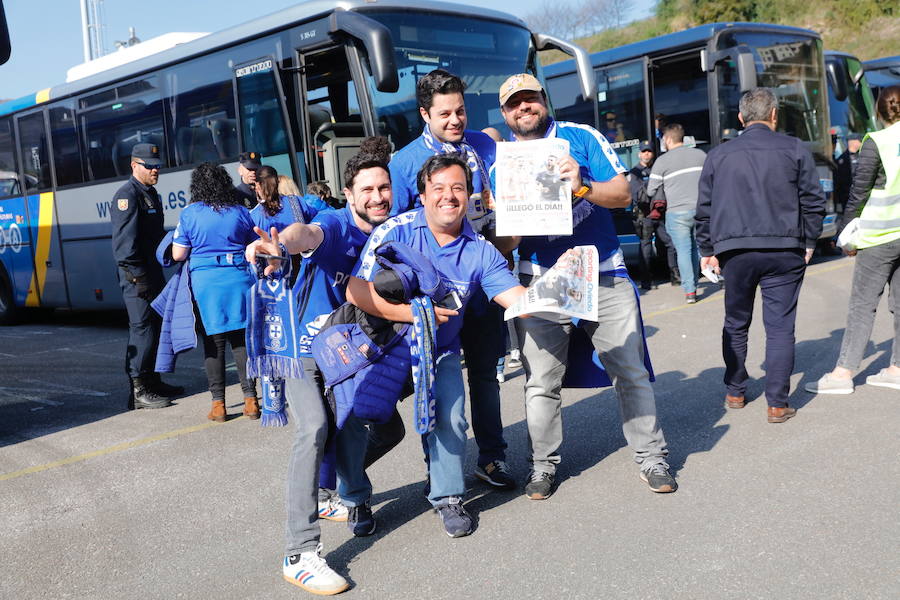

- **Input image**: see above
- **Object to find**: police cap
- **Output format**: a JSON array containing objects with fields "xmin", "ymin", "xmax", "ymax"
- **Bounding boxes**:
[
  {"xmin": 131, "ymin": 143, "xmax": 162, "ymax": 168},
  {"xmin": 239, "ymin": 151, "xmax": 263, "ymax": 170},
  {"xmin": 639, "ymin": 141, "xmax": 654, "ymax": 152},
  {"xmin": 847, "ymin": 133, "xmax": 863, "ymax": 142}
]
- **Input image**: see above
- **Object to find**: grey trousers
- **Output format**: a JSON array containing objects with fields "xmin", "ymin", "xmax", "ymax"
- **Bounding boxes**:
[
  {"xmin": 283, "ymin": 357, "xmax": 327, "ymax": 556},
  {"xmin": 515, "ymin": 274, "xmax": 668, "ymax": 474},
  {"xmin": 837, "ymin": 238, "xmax": 900, "ymax": 370}
]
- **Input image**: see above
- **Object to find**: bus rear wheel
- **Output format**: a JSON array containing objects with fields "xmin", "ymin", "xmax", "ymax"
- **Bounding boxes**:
[{"xmin": 0, "ymin": 270, "xmax": 20, "ymax": 326}]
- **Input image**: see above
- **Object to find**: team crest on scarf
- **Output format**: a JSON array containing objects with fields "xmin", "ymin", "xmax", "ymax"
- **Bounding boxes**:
[{"xmin": 265, "ymin": 310, "xmax": 287, "ymax": 352}]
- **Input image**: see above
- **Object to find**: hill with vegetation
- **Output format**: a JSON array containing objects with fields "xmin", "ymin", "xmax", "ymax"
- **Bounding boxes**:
[{"xmin": 538, "ymin": 0, "xmax": 898, "ymax": 66}]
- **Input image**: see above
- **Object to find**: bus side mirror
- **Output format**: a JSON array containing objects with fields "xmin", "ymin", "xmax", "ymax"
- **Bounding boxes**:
[
  {"xmin": 735, "ymin": 51, "xmax": 757, "ymax": 93},
  {"xmin": 702, "ymin": 46, "xmax": 756, "ymax": 92},
  {"xmin": 534, "ymin": 33, "xmax": 596, "ymax": 104},
  {"xmin": 826, "ymin": 60, "xmax": 849, "ymax": 102},
  {"xmin": 330, "ymin": 10, "xmax": 398, "ymax": 93},
  {"xmin": 0, "ymin": 1, "xmax": 10, "ymax": 65}
]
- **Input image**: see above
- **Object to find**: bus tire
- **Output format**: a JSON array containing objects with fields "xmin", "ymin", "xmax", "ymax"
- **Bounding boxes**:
[{"xmin": 0, "ymin": 267, "xmax": 20, "ymax": 326}]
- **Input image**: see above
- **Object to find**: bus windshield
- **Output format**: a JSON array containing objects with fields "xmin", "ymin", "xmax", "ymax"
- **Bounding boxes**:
[
  {"xmin": 362, "ymin": 12, "xmax": 534, "ymax": 149},
  {"xmin": 716, "ymin": 31, "xmax": 828, "ymax": 156}
]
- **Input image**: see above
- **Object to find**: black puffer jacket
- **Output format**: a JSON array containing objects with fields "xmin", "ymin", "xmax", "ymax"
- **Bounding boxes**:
[{"xmin": 841, "ymin": 137, "xmax": 887, "ymax": 225}]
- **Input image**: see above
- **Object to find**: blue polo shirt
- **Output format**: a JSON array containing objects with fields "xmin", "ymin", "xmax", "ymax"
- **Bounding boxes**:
[
  {"xmin": 354, "ymin": 208, "xmax": 519, "ymax": 354},
  {"xmin": 491, "ymin": 120, "xmax": 626, "ymax": 267},
  {"xmin": 173, "ymin": 203, "xmax": 256, "ymax": 257},
  {"xmin": 294, "ymin": 206, "xmax": 370, "ymax": 356},
  {"xmin": 388, "ymin": 129, "xmax": 496, "ymax": 216},
  {"xmin": 250, "ymin": 194, "xmax": 327, "ymax": 234}
]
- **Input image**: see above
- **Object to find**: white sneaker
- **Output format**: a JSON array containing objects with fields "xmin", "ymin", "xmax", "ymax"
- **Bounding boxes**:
[
  {"xmin": 804, "ymin": 373, "xmax": 854, "ymax": 395},
  {"xmin": 317, "ymin": 492, "xmax": 349, "ymax": 522},
  {"xmin": 496, "ymin": 371, "xmax": 505, "ymax": 383},
  {"xmin": 283, "ymin": 544, "xmax": 349, "ymax": 595},
  {"xmin": 507, "ymin": 349, "xmax": 522, "ymax": 369}
]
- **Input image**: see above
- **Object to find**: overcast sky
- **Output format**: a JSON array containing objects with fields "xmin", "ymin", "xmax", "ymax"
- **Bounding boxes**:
[{"xmin": 0, "ymin": 0, "xmax": 654, "ymax": 100}]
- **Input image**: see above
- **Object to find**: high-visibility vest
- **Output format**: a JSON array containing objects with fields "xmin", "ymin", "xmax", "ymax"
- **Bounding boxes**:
[{"xmin": 857, "ymin": 121, "xmax": 900, "ymax": 249}]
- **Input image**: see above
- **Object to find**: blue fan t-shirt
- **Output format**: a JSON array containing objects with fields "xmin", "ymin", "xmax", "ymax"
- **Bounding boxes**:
[
  {"xmin": 295, "ymin": 206, "xmax": 371, "ymax": 356},
  {"xmin": 489, "ymin": 120, "xmax": 627, "ymax": 267},
  {"xmin": 173, "ymin": 203, "xmax": 256, "ymax": 257},
  {"xmin": 353, "ymin": 208, "xmax": 519, "ymax": 354},
  {"xmin": 388, "ymin": 129, "xmax": 496, "ymax": 217},
  {"xmin": 250, "ymin": 194, "xmax": 327, "ymax": 233}
]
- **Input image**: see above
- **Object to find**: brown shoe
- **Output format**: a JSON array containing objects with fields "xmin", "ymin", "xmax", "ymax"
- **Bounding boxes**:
[
  {"xmin": 207, "ymin": 400, "xmax": 226, "ymax": 423},
  {"xmin": 767, "ymin": 405, "xmax": 796, "ymax": 423},
  {"xmin": 725, "ymin": 394, "xmax": 745, "ymax": 409},
  {"xmin": 243, "ymin": 396, "xmax": 260, "ymax": 420}
]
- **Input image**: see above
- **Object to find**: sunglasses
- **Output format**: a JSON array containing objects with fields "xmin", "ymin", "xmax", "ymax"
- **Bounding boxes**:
[
  {"xmin": 606, "ymin": 117, "xmax": 617, "ymax": 122},
  {"xmin": 136, "ymin": 161, "xmax": 161, "ymax": 171}
]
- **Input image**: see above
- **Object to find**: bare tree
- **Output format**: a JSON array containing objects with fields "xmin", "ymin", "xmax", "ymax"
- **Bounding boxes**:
[{"xmin": 527, "ymin": 0, "xmax": 636, "ymax": 39}]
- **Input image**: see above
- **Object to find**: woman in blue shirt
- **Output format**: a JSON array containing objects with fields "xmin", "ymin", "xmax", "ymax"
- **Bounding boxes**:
[
  {"xmin": 250, "ymin": 165, "xmax": 327, "ymax": 233},
  {"xmin": 172, "ymin": 162, "xmax": 258, "ymax": 422}
]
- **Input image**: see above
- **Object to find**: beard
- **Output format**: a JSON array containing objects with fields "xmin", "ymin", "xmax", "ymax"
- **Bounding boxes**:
[
  {"xmin": 353, "ymin": 204, "xmax": 389, "ymax": 227},
  {"xmin": 511, "ymin": 111, "xmax": 550, "ymax": 139}
]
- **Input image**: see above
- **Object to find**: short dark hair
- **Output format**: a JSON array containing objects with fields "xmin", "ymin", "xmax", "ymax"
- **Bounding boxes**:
[
  {"xmin": 343, "ymin": 136, "xmax": 392, "ymax": 189},
  {"xmin": 663, "ymin": 123, "xmax": 684, "ymax": 143},
  {"xmin": 416, "ymin": 69, "xmax": 467, "ymax": 113},
  {"xmin": 189, "ymin": 162, "xmax": 238, "ymax": 212},
  {"xmin": 416, "ymin": 153, "xmax": 473, "ymax": 196}
]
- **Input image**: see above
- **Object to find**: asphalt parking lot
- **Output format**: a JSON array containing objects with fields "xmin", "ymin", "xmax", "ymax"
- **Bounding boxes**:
[{"xmin": 1, "ymin": 254, "xmax": 897, "ymax": 600}]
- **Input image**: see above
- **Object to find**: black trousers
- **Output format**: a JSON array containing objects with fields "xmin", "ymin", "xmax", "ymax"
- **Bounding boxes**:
[
  {"xmin": 636, "ymin": 217, "xmax": 676, "ymax": 284},
  {"xmin": 720, "ymin": 249, "xmax": 806, "ymax": 407},
  {"xmin": 120, "ymin": 271, "xmax": 163, "ymax": 379},
  {"xmin": 199, "ymin": 327, "xmax": 255, "ymax": 400}
]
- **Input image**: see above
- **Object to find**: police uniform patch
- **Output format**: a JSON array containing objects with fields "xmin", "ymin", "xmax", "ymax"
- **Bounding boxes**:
[{"xmin": 117, "ymin": 198, "xmax": 129, "ymax": 211}]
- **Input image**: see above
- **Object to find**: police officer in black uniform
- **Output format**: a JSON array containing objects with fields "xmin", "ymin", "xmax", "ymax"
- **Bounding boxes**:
[
  {"xmin": 111, "ymin": 143, "xmax": 182, "ymax": 409},
  {"xmin": 234, "ymin": 151, "xmax": 262, "ymax": 208}
]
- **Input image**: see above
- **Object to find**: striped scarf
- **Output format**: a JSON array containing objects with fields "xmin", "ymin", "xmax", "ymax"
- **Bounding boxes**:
[
  {"xmin": 421, "ymin": 125, "xmax": 490, "ymax": 220},
  {"xmin": 409, "ymin": 296, "xmax": 437, "ymax": 434}
]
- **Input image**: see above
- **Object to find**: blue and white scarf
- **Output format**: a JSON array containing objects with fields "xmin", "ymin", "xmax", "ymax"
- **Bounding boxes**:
[
  {"xmin": 246, "ymin": 244, "xmax": 303, "ymax": 380},
  {"xmin": 422, "ymin": 125, "xmax": 490, "ymax": 220},
  {"xmin": 409, "ymin": 296, "xmax": 437, "ymax": 434},
  {"xmin": 260, "ymin": 376, "xmax": 288, "ymax": 427}
]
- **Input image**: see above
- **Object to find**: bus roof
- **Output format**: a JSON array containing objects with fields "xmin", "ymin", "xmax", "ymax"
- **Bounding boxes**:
[
  {"xmin": 863, "ymin": 55, "xmax": 900, "ymax": 70},
  {"xmin": 543, "ymin": 22, "xmax": 820, "ymax": 78},
  {"xmin": 824, "ymin": 50, "xmax": 859, "ymax": 61},
  {"xmin": 0, "ymin": 0, "xmax": 528, "ymax": 117}
]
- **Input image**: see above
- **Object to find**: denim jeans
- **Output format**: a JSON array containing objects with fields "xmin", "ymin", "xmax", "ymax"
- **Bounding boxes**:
[
  {"xmin": 720, "ymin": 249, "xmax": 806, "ymax": 407},
  {"xmin": 514, "ymin": 274, "xmax": 668, "ymax": 474},
  {"xmin": 425, "ymin": 353, "xmax": 469, "ymax": 505},
  {"xmin": 335, "ymin": 414, "xmax": 373, "ymax": 507},
  {"xmin": 837, "ymin": 238, "xmax": 900, "ymax": 370},
  {"xmin": 283, "ymin": 357, "xmax": 328, "ymax": 556},
  {"xmin": 460, "ymin": 298, "xmax": 507, "ymax": 465},
  {"xmin": 666, "ymin": 210, "xmax": 699, "ymax": 294}
]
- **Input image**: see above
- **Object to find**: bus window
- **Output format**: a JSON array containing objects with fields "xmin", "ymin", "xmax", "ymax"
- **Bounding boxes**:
[
  {"xmin": 235, "ymin": 57, "xmax": 290, "ymax": 175},
  {"xmin": 80, "ymin": 77, "xmax": 167, "ymax": 181},
  {"xmin": 169, "ymin": 52, "xmax": 239, "ymax": 166},
  {"xmin": 0, "ymin": 117, "xmax": 19, "ymax": 197},
  {"xmin": 548, "ymin": 71, "xmax": 595, "ymax": 127},
  {"xmin": 49, "ymin": 102, "xmax": 84, "ymax": 187},
  {"xmin": 361, "ymin": 12, "xmax": 533, "ymax": 149},
  {"xmin": 651, "ymin": 53, "xmax": 710, "ymax": 151},
  {"xmin": 597, "ymin": 60, "xmax": 649, "ymax": 168},
  {"xmin": 17, "ymin": 112, "xmax": 51, "ymax": 192}
]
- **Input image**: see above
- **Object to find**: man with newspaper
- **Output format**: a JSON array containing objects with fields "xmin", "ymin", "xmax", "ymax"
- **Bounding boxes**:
[{"xmin": 494, "ymin": 74, "xmax": 675, "ymax": 500}]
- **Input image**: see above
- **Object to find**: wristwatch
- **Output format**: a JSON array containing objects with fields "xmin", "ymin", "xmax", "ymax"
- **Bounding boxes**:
[{"xmin": 573, "ymin": 180, "xmax": 592, "ymax": 199}]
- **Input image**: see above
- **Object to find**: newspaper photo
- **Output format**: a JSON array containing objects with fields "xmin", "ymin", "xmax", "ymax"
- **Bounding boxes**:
[
  {"xmin": 504, "ymin": 246, "xmax": 599, "ymax": 322},
  {"xmin": 494, "ymin": 137, "xmax": 573, "ymax": 237}
]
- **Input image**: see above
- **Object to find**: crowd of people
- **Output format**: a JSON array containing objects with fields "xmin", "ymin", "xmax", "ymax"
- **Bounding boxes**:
[{"xmin": 109, "ymin": 71, "xmax": 900, "ymax": 594}]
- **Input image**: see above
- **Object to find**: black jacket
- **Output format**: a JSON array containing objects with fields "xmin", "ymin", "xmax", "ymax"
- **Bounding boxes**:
[
  {"xmin": 110, "ymin": 176, "xmax": 165, "ymax": 282},
  {"xmin": 695, "ymin": 123, "xmax": 825, "ymax": 257},
  {"xmin": 841, "ymin": 137, "xmax": 886, "ymax": 224}
]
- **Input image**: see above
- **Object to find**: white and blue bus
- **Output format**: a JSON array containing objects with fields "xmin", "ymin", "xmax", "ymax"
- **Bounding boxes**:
[
  {"xmin": 0, "ymin": 0, "xmax": 594, "ymax": 323},
  {"xmin": 543, "ymin": 23, "xmax": 839, "ymax": 262}
]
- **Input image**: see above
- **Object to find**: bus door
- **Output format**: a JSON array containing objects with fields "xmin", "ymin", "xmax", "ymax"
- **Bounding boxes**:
[
  {"xmin": 11, "ymin": 109, "xmax": 68, "ymax": 309},
  {"xmin": 648, "ymin": 49, "xmax": 712, "ymax": 151},
  {"xmin": 233, "ymin": 56, "xmax": 301, "ymax": 185},
  {"xmin": 294, "ymin": 44, "xmax": 370, "ymax": 202}
]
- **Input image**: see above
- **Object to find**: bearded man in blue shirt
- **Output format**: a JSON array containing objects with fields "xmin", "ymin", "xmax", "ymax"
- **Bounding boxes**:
[{"xmin": 495, "ymin": 74, "xmax": 676, "ymax": 500}]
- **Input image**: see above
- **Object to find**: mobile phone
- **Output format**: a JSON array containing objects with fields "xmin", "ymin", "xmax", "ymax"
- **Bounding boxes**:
[
  {"xmin": 257, "ymin": 252, "xmax": 288, "ymax": 261},
  {"xmin": 436, "ymin": 290, "xmax": 462, "ymax": 311}
]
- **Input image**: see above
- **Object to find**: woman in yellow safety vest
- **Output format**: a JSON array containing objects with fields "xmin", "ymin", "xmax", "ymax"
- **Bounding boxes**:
[{"xmin": 806, "ymin": 85, "xmax": 900, "ymax": 395}]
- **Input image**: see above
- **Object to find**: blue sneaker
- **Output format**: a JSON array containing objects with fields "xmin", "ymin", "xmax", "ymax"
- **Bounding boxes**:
[
  {"xmin": 435, "ymin": 497, "xmax": 474, "ymax": 538},
  {"xmin": 347, "ymin": 501, "xmax": 376, "ymax": 537}
]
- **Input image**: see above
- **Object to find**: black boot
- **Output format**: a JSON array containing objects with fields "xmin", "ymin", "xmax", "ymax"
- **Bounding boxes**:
[
  {"xmin": 131, "ymin": 378, "xmax": 173, "ymax": 410},
  {"xmin": 670, "ymin": 268, "xmax": 681, "ymax": 286},
  {"xmin": 146, "ymin": 373, "xmax": 184, "ymax": 397}
]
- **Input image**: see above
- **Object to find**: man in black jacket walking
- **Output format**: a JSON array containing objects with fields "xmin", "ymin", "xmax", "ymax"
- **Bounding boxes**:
[{"xmin": 695, "ymin": 88, "xmax": 825, "ymax": 423}]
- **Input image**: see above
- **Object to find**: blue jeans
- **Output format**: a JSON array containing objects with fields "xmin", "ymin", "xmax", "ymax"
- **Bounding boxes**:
[
  {"xmin": 666, "ymin": 210, "xmax": 699, "ymax": 294},
  {"xmin": 426, "ymin": 353, "xmax": 469, "ymax": 505},
  {"xmin": 335, "ymin": 414, "xmax": 373, "ymax": 507}
]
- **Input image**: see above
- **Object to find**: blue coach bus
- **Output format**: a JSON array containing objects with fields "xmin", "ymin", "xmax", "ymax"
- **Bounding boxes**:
[
  {"xmin": 863, "ymin": 55, "xmax": 900, "ymax": 100},
  {"xmin": 825, "ymin": 51, "xmax": 878, "ymax": 156},
  {"xmin": 543, "ymin": 23, "xmax": 839, "ymax": 261},
  {"xmin": 0, "ymin": 0, "xmax": 594, "ymax": 323}
]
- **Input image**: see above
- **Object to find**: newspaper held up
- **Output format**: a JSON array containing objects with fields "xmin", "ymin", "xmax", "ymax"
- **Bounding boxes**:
[
  {"xmin": 494, "ymin": 137, "xmax": 573, "ymax": 237},
  {"xmin": 504, "ymin": 246, "xmax": 599, "ymax": 322}
]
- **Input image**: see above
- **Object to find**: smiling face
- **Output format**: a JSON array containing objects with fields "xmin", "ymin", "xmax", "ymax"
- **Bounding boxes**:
[
  {"xmin": 501, "ymin": 90, "xmax": 550, "ymax": 140},
  {"xmin": 420, "ymin": 164, "xmax": 469, "ymax": 234},
  {"xmin": 344, "ymin": 166, "xmax": 392, "ymax": 232},
  {"xmin": 421, "ymin": 92, "xmax": 467, "ymax": 143}
]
